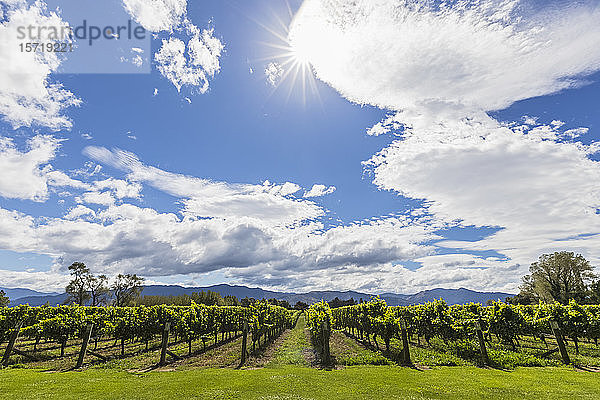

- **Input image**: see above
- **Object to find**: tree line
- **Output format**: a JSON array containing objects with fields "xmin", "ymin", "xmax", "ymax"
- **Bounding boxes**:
[{"xmin": 65, "ymin": 262, "xmax": 299, "ymax": 308}]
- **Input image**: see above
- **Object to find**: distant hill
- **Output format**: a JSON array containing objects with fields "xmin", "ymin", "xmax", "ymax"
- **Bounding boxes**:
[
  {"xmin": 379, "ymin": 288, "xmax": 510, "ymax": 306},
  {"xmin": 0, "ymin": 287, "xmax": 60, "ymax": 302},
  {"xmin": 6, "ymin": 284, "xmax": 512, "ymax": 307}
]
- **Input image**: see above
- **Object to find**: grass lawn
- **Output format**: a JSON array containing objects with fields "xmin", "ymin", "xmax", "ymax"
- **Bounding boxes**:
[{"xmin": 1, "ymin": 365, "xmax": 599, "ymax": 400}]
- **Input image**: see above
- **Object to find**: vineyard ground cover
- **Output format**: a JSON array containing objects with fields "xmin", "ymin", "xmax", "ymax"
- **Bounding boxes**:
[
  {"xmin": 330, "ymin": 331, "xmax": 391, "ymax": 366},
  {"xmin": 2, "ymin": 366, "xmax": 600, "ymax": 400},
  {"xmin": 265, "ymin": 313, "xmax": 313, "ymax": 367}
]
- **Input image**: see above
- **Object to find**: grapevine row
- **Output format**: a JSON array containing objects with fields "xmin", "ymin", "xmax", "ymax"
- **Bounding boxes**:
[
  {"xmin": 310, "ymin": 298, "xmax": 600, "ymax": 354},
  {"xmin": 0, "ymin": 301, "xmax": 294, "ymax": 358}
]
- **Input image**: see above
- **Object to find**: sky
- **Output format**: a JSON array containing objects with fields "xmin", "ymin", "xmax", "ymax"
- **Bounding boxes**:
[{"xmin": 0, "ymin": 0, "xmax": 600, "ymax": 295}]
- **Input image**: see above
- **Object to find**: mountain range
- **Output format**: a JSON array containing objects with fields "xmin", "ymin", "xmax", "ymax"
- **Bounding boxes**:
[{"xmin": 2, "ymin": 284, "xmax": 512, "ymax": 307}]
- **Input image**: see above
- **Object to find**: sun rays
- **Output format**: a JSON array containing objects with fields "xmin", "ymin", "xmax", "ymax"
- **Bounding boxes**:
[{"xmin": 253, "ymin": 2, "xmax": 322, "ymax": 106}]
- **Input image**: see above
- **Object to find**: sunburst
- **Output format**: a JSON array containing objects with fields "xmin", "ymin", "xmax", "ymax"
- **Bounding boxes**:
[{"xmin": 253, "ymin": 3, "xmax": 322, "ymax": 106}]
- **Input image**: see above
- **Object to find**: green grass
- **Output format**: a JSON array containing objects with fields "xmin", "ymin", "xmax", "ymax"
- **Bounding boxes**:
[
  {"xmin": 1, "ymin": 366, "xmax": 599, "ymax": 400},
  {"xmin": 330, "ymin": 332, "xmax": 391, "ymax": 366},
  {"xmin": 267, "ymin": 313, "xmax": 312, "ymax": 367}
]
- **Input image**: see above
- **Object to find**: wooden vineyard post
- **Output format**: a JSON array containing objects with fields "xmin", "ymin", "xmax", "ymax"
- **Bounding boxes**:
[
  {"xmin": 159, "ymin": 322, "xmax": 171, "ymax": 366},
  {"xmin": 2, "ymin": 320, "xmax": 23, "ymax": 367},
  {"xmin": 474, "ymin": 319, "xmax": 489, "ymax": 366},
  {"xmin": 399, "ymin": 318, "xmax": 411, "ymax": 365},
  {"xmin": 550, "ymin": 320, "xmax": 571, "ymax": 365},
  {"xmin": 75, "ymin": 323, "xmax": 94, "ymax": 369},
  {"xmin": 323, "ymin": 315, "xmax": 331, "ymax": 366},
  {"xmin": 241, "ymin": 320, "xmax": 248, "ymax": 365}
]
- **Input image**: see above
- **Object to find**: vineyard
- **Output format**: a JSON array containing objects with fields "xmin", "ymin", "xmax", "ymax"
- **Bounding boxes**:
[
  {"xmin": 3, "ymin": 298, "xmax": 600, "ymax": 371},
  {"xmin": 0, "ymin": 301, "xmax": 295, "ymax": 369},
  {"xmin": 307, "ymin": 298, "xmax": 600, "ymax": 368},
  {"xmin": 2, "ymin": 299, "xmax": 600, "ymax": 399}
]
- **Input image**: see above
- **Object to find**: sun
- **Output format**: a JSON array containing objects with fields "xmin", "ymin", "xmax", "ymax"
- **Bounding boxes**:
[
  {"xmin": 288, "ymin": 28, "xmax": 313, "ymax": 68},
  {"xmin": 255, "ymin": 4, "xmax": 321, "ymax": 106}
]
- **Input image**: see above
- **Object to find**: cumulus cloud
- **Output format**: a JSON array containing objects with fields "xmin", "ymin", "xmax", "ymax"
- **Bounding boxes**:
[
  {"xmin": 154, "ymin": 25, "xmax": 224, "ymax": 93},
  {"xmin": 0, "ymin": 140, "xmax": 440, "ymax": 290},
  {"xmin": 0, "ymin": 267, "xmax": 68, "ymax": 293},
  {"xmin": 304, "ymin": 184, "xmax": 336, "ymax": 198},
  {"xmin": 121, "ymin": 0, "xmax": 224, "ymax": 93},
  {"xmin": 77, "ymin": 191, "xmax": 116, "ymax": 206},
  {"xmin": 230, "ymin": 252, "xmax": 518, "ymax": 294},
  {"xmin": 93, "ymin": 178, "xmax": 142, "ymax": 200},
  {"xmin": 65, "ymin": 205, "xmax": 96, "ymax": 221},
  {"xmin": 289, "ymin": 0, "xmax": 600, "ymax": 114},
  {"xmin": 0, "ymin": 1, "xmax": 80, "ymax": 129},
  {"xmin": 121, "ymin": 0, "xmax": 187, "ymax": 32},
  {"xmin": 0, "ymin": 201, "xmax": 436, "ymax": 289},
  {"xmin": 366, "ymin": 114, "xmax": 600, "ymax": 274},
  {"xmin": 0, "ymin": 135, "xmax": 61, "ymax": 201}
]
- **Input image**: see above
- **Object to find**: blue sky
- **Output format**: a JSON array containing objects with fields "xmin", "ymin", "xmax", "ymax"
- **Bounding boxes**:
[{"xmin": 1, "ymin": 0, "xmax": 600, "ymax": 294}]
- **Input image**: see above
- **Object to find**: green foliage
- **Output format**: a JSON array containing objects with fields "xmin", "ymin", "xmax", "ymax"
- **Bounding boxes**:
[
  {"xmin": 518, "ymin": 251, "xmax": 597, "ymax": 304},
  {"xmin": 111, "ymin": 274, "xmax": 144, "ymax": 307},
  {"xmin": 0, "ymin": 302, "xmax": 293, "ymax": 347},
  {"xmin": 0, "ymin": 290, "xmax": 9, "ymax": 307},
  {"xmin": 306, "ymin": 300, "xmax": 333, "ymax": 353},
  {"xmin": 331, "ymin": 297, "xmax": 600, "ymax": 351},
  {"xmin": 137, "ymin": 290, "xmax": 238, "ymax": 306},
  {"xmin": 65, "ymin": 262, "xmax": 91, "ymax": 306}
]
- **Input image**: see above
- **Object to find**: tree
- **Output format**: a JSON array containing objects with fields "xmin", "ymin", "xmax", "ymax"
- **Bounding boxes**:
[
  {"xmin": 506, "ymin": 292, "xmax": 537, "ymax": 305},
  {"xmin": 328, "ymin": 297, "xmax": 357, "ymax": 308},
  {"xmin": 241, "ymin": 297, "xmax": 256, "ymax": 307},
  {"xmin": 66, "ymin": 262, "xmax": 91, "ymax": 305},
  {"xmin": 518, "ymin": 252, "xmax": 597, "ymax": 304},
  {"xmin": 267, "ymin": 298, "xmax": 292, "ymax": 308},
  {"xmin": 112, "ymin": 274, "xmax": 144, "ymax": 307},
  {"xmin": 87, "ymin": 274, "xmax": 109, "ymax": 306},
  {"xmin": 590, "ymin": 280, "xmax": 600, "ymax": 304},
  {"xmin": 0, "ymin": 290, "xmax": 9, "ymax": 307},
  {"xmin": 223, "ymin": 295, "xmax": 239, "ymax": 306},
  {"xmin": 294, "ymin": 301, "xmax": 308, "ymax": 310}
]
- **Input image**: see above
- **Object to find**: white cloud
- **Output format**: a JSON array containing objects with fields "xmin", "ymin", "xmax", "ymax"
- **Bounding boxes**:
[
  {"xmin": 0, "ymin": 268, "xmax": 68, "ymax": 293},
  {"xmin": 78, "ymin": 191, "xmax": 115, "ymax": 206},
  {"xmin": 304, "ymin": 184, "xmax": 336, "ymax": 198},
  {"xmin": 367, "ymin": 115, "xmax": 600, "ymax": 274},
  {"xmin": 84, "ymin": 146, "xmax": 324, "ymax": 226},
  {"xmin": 230, "ymin": 254, "xmax": 518, "ymax": 295},
  {"xmin": 0, "ymin": 202, "xmax": 435, "ymax": 288},
  {"xmin": 46, "ymin": 170, "xmax": 91, "ymax": 190},
  {"xmin": 121, "ymin": 0, "xmax": 224, "ymax": 93},
  {"xmin": 0, "ymin": 1, "xmax": 80, "ymax": 129},
  {"xmin": 564, "ymin": 127, "xmax": 589, "ymax": 139},
  {"xmin": 289, "ymin": 0, "xmax": 600, "ymax": 114},
  {"xmin": 121, "ymin": 0, "xmax": 187, "ymax": 32},
  {"xmin": 93, "ymin": 178, "xmax": 142, "ymax": 200},
  {"xmin": 0, "ymin": 142, "xmax": 439, "ymax": 288},
  {"xmin": 65, "ymin": 205, "xmax": 96, "ymax": 220},
  {"xmin": 154, "ymin": 24, "xmax": 224, "ymax": 93},
  {"xmin": 265, "ymin": 62, "xmax": 283, "ymax": 87},
  {"xmin": 286, "ymin": 0, "xmax": 600, "ymax": 292},
  {"xmin": 0, "ymin": 135, "xmax": 61, "ymax": 201}
]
